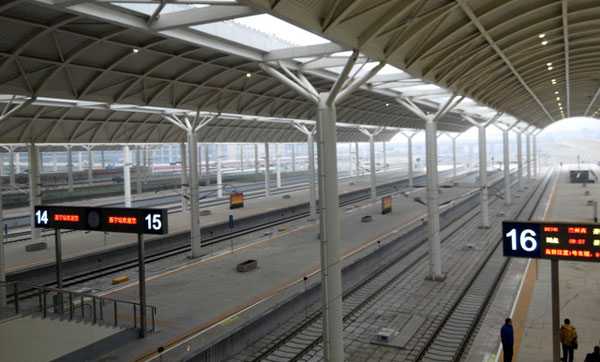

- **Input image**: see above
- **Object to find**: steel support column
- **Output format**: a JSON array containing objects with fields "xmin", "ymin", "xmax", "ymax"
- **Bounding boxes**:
[
  {"xmin": 123, "ymin": 145, "xmax": 132, "ymax": 207},
  {"xmin": 264, "ymin": 143, "xmax": 270, "ymax": 196},
  {"xmin": 87, "ymin": 148, "xmax": 93, "ymax": 185},
  {"xmin": 67, "ymin": 146, "xmax": 73, "ymax": 192},
  {"xmin": 533, "ymin": 133, "xmax": 538, "ymax": 177},
  {"xmin": 477, "ymin": 125, "xmax": 490, "ymax": 228},
  {"xmin": 0, "ymin": 182, "xmax": 4, "ymax": 307},
  {"xmin": 188, "ymin": 131, "xmax": 201, "ymax": 257},
  {"xmin": 101, "ymin": 150, "xmax": 105, "ymax": 169},
  {"xmin": 526, "ymin": 132, "xmax": 531, "ymax": 183},
  {"xmin": 451, "ymin": 136, "xmax": 457, "ymax": 182},
  {"xmin": 276, "ymin": 144, "xmax": 281, "ymax": 188},
  {"xmin": 369, "ymin": 136, "xmax": 376, "ymax": 202},
  {"xmin": 136, "ymin": 146, "xmax": 142, "ymax": 194},
  {"xmin": 52, "ymin": 153, "xmax": 57, "ymax": 173},
  {"xmin": 292, "ymin": 144, "xmax": 296, "ymax": 173},
  {"xmin": 316, "ymin": 94, "xmax": 343, "ymax": 362},
  {"xmin": 355, "ymin": 142, "xmax": 359, "ymax": 182},
  {"xmin": 0, "ymin": 154, "xmax": 4, "ymax": 177},
  {"xmin": 503, "ymin": 129, "xmax": 512, "ymax": 205},
  {"xmin": 180, "ymin": 143, "xmax": 188, "ymax": 211},
  {"xmin": 205, "ymin": 144, "xmax": 210, "ymax": 185},
  {"xmin": 516, "ymin": 131, "xmax": 523, "ymax": 191},
  {"xmin": 254, "ymin": 144, "xmax": 259, "ymax": 179},
  {"xmin": 29, "ymin": 144, "xmax": 41, "ymax": 241},
  {"xmin": 8, "ymin": 148, "xmax": 14, "ymax": 186},
  {"xmin": 217, "ymin": 144, "xmax": 223, "ymax": 198},
  {"xmin": 424, "ymin": 119, "xmax": 442, "ymax": 279},
  {"xmin": 78, "ymin": 152, "xmax": 82, "ymax": 171},
  {"xmin": 383, "ymin": 142, "xmax": 387, "ymax": 175},
  {"xmin": 240, "ymin": 144, "xmax": 244, "ymax": 173}
]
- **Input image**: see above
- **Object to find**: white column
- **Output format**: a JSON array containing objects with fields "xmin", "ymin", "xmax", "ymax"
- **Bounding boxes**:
[
  {"xmin": 254, "ymin": 144, "xmax": 259, "ymax": 178},
  {"xmin": 276, "ymin": 144, "xmax": 282, "ymax": 188},
  {"xmin": 180, "ymin": 143, "xmax": 188, "ymax": 210},
  {"xmin": 516, "ymin": 131, "xmax": 523, "ymax": 191},
  {"xmin": 347, "ymin": 143, "xmax": 352, "ymax": 176},
  {"xmin": 197, "ymin": 144, "xmax": 202, "ymax": 183},
  {"xmin": 239, "ymin": 144, "xmax": 244, "ymax": 173},
  {"xmin": 369, "ymin": 135, "xmax": 376, "ymax": 202},
  {"xmin": 503, "ymin": 129, "xmax": 511, "ymax": 205},
  {"xmin": 204, "ymin": 144, "xmax": 210, "ymax": 185},
  {"xmin": 533, "ymin": 134, "xmax": 538, "ymax": 177},
  {"xmin": 78, "ymin": 151, "xmax": 82, "ymax": 171},
  {"xmin": 87, "ymin": 148, "xmax": 93, "ymax": 185},
  {"xmin": 136, "ymin": 146, "xmax": 142, "ymax": 194},
  {"xmin": 383, "ymin": 142, "xmax": 387, "ymax": 175},
  {"xmin": 8, "ymin": 148, "xmax": 15, "ymax": 186},
  {"xmin": 264, "ymin": 143, "xmax": 270, "ymax": 196},
  {"xmin": 355, "ymin": 142, "xmax": 360, "ymax": 182},
  {"xmin": 407, "ymin": 135, "xmax": 414, "ymax": 187},
  {"xmin": 52, "ymin": 153, "xmax": 57, "ymax": 172},
  {"xmin": 526, "ymin": 133, "xmax": 531, "ymax": 183},
  {"xmin": 142, "ymin": 147, "xmax": 148, "ymax": 184},
  {"xmin": 307, "ymin": 133, "xmax": 317, "ymax": 221},
  {"xmin": 15, "ymin": 152, "xmax": 20, "ymax": 174},
  {"xmin": 425, "ymin": 119, "xmax": 442, "ymax": 279},
  {"xmin": 101, "ymin": 150, "xmax": 105, "ymax": 169},
  {"xmin": 292, "ymin": 144, "xmax": 296, "ymax": 173},
  {"xmin": 67, "ymin": 147, "xmax": 73, "ymax": 192},
  {"xmin": 0, "ymin": 180, "xmax": 5, "ymax": 306},
  {"xmin": 216, "ymin": 144, "xmax": 223, "ymax": 198},
  {"xmin": 148, "ymin": 147, "xmax": 153, "ymax": 178},
  {"xmin": 188, "ymin": 131, "xmax": 202, "ymax": 257},
  {"xmin": 123, "ymin": 145, "xmax": 132, "ymax": 208},
  {"xmin": 169, "ymin": 145, "xmax": 173, "ymax": 163},
  {"xmin": 0, "ymin": 153, "xmax": 4, "ymax": 177},
  {"xmin": 29, "ymin": 144, "xmax": 41, "ymax": 241},
  {"xmin": 451, "ymin": 136, "xmax": 457, "ymax": 182},
  {"xmin": 477, "ymin": 125, "xmax": 490, "ymax": 228},
  {"xmin": 316, "ymin": 93, "xmax": 343, "ymax": 361}
]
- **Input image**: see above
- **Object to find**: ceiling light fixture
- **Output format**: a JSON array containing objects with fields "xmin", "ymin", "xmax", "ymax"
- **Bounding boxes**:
[
  {"xmin": 541, "ymin": 40, "xmax": 548, "ymax": 46},
  {"xmin": 555, "ymin": 91, "xmax": 559, "ymax": 94},
  {"xmin": 132, "ymin": 48, "xmax": 139, "ymax": 53},
  {"xmin": 548, "ymin": 66, "xmax": 553, "ymax": 70},
  {"xmin": 539, "ymin": 33, "xmax": 546, "ymax": 38},
  {"xmin": 547, "ymin": 62, "xmax": 552, "ymax": 66},
  {"xmin": 246, "ymin": 73, "xmax": 252, "ymax": 78}
]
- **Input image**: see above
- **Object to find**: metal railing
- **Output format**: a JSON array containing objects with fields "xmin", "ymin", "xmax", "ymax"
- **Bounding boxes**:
[{"xmin": 0, "ymin": 282, "xmax": 156, "ymax": 333}]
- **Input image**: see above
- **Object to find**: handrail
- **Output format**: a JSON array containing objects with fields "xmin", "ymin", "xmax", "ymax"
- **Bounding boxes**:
[{"xmin": 0, "ymin": 281, "xmax": 157, "ymax": 335}]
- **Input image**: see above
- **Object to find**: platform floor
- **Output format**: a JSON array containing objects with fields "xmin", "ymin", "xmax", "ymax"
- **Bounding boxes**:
[
  {"xmin": 87, "ymin": 170, "xmax": 486, "ymax": 361},
  {"xmin": 5, "ymin": 167, "xmax": 421, "ymax": 273},
  {"xmin": 468, "ymin": 165, "xmax": 600, "ymax": 362}
]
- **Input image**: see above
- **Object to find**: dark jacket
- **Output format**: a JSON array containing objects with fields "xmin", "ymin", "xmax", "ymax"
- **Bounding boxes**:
[
  {"xmin": 501, "ymin": 324, "xmax": 514, "ymax": 346},
  {"xmin": 585, "ymin": 352, "xmax": 600, "ymax": 362}
]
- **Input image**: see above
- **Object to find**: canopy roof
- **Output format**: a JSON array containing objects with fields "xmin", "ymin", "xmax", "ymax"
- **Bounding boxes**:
[
  {"xmin": 242, "ymin": 0, "xmax": 600, "ymax": 128},
  {"xmin": 0, "ymin": 0, "xmax": 487, "ymax": 145}
]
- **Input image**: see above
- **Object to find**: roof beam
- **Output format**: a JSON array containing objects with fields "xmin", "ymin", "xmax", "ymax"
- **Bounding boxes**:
[
  {"xmin": 456, "ymin": 0, "xmax": 555, "ymax": 124},
  {"xmin": 584, "ymin": 84, "xmax": 600, "ymax": 117},
  {"xmin": 264, "ymin": 43, "xmax": 347, "ymax": 61},
  {"xmin": 300, "ymin": 56, "xmax": 368, "ymax": 70},
  {"xmin": 38, "ymin": 1, "xmax": 264, "ymax": 61},
  {"xmin": 562, "ymin": 0, "xmax": 571, "ymax": 118},
  {"xmin": 149, "ymin": 5, "xmax": 257, "ymax": 31}
]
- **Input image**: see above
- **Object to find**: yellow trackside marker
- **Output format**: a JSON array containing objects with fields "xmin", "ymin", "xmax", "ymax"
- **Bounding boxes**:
[
  {"xmin": 112, "ymin": 276, "xmax": 129, "ymax": 285},
  {"xmin": 220, "ymin": 316, "xmax": 239, "ymax": 326},
  {"xmin": 278, "ymin": 227, "xmax": 287, "ymax": 232}
]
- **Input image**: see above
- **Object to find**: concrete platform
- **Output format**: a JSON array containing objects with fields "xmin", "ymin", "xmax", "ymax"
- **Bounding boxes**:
[
  {"xmin": 86, "ymin": 169, "xmax": 486, "ymax": 361},
  {"xmin": 4, "ymin": 167, "xmax": 421, "ymax": 273},
  {"xmin": 467, "ymin": 165, "xmax": 600, "ymax": 362}
]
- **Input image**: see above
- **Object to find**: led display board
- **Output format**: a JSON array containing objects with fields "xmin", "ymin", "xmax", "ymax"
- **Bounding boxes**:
[
  {"xmin": 503, "ymin": 220, "xmax": 600, "ymax": 262},
  {"xmin": 34, "ymin": 206, "xmax": 168, "ymax": 235},
  {"xmin": 381, "ymin": 196, "xmax": 392, "ymax": 215},
  {"xmin": 230, "ymin": 193, "xmax": 244, "ymax": 209}
]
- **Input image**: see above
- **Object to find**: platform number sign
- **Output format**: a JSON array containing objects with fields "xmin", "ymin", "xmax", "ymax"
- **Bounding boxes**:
[
  {"xmin": 503, "ymin": 222, "xmax": 541, "ymax": 258},
  {"xmin": 35, "ymin": 209, "xmax": 48, "ymax": 225},
  {"xmin": 34, "ymin": 206, "xmax": 168, "ymax": 235}
]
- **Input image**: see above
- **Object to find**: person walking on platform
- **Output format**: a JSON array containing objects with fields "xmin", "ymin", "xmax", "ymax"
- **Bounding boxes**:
[
  {"xmin": 584, "ymin": 346, "xmax": 600, "ymax": 362},
  {"xmin": 501, "ymin": 318, "xmax": 514, "ymax": 362},
  {"xmin": 560, "ymin": 318, "xmax": 578, "ymax": 362}
]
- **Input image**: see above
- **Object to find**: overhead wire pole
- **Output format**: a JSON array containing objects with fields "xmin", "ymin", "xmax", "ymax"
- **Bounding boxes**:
[
  {"xmin": 513, "ymin": 126, "xmax": 524, "ymax": 191},
  {"xmin": 445, "ymin": 132, "xmax": 460, "ymax": 183},
  {"xmin": 358, "ymin": 127, "xmax": 384, "ymax": 203},
  {"xmin": 259, "ymin": 50, "xmax": 385, "ymax": 362},
  {"xmin": 123, "ymin": 145, "xmax": 132, "ymax": 207},
  {"xmin": 463, "ymin": 112, "xmax": 502, "ymax": 228},
  {"xmin": 398, "ymin": 95, "xmax": 463, "ymax": 280},
  {"xmin": 29, "ymin": 143, "xmax": 41, "ymax": 241}
]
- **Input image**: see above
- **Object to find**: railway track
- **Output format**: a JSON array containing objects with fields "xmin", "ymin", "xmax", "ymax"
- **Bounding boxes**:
[
  {"xmin": 413, "ymin": 167, "xmax": 555, "ymax": 362},
  {"xmin": 235, "ymin": 168, "xmax": 549, "ymax": 362}
]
